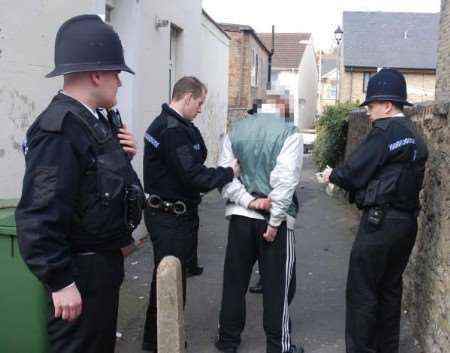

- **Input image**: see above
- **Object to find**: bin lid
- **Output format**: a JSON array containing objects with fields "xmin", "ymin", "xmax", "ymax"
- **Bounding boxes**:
[{"xmin": 0, "ymin": 199, "xmax": 18, "ymax": 237}]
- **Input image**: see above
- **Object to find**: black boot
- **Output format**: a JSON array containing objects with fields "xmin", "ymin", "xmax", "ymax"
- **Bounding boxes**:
[{"xmin": 249, "ymin": 277, "xmax": 263, "ymax": 294}]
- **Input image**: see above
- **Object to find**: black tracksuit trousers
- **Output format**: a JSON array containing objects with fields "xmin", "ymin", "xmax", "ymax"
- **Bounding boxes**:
[
  {"xmin": 218, "ymin": 215, "xmax": 296, "ymax": 353},
  {"xmin": 346, "ymin": 209, "xmax": 417, "ymax": 353},
  {"xmin": 142, "ymin": 208, "xmax": 198, "ymax": 350}
]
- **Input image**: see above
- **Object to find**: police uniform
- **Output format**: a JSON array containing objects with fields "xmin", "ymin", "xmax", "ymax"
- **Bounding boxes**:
[
  {"xmin": 15, "ymin": 15, "xmax": 141, "ymax": 353},
  {"xmin": 329, "ymin": 68, "xmax": 428, "ymax": 353},
  {"xmin": 142, "ymin": 103, "xmax": 234, "ymax": 351}
]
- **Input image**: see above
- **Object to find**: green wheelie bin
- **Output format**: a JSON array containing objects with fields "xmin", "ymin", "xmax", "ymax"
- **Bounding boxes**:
[{"xmin": 0, "ymin": 199, "xmax": 49, "ymax": 352}]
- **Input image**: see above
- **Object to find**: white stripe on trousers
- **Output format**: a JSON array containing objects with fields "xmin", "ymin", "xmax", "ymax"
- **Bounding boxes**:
[{"xmin": 282, "ymin": 228, "xmax": 295, "ymax": 352}]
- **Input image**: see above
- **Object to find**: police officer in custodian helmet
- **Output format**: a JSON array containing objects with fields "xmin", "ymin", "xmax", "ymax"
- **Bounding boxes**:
[
  {"xmin": 15, "ymin": 15, "xmax": 144, "ymax": 353},
  {"xmin": 324, "ymin": 68, "xmax": 428, "ymax": 353}
]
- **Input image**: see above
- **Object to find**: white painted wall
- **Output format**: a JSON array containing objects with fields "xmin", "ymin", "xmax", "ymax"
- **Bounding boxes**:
[
  {"xmin": 197, "ymin": 13, "xmax": 230, "ymax": 166},
  {"xmin": 0, "ymin": 0, "xmax": 100, "ymax": 199},
  {"xmin": 297, "ymin": 43, "xmax": 318, "ymax": 129},
  {"xmin": 272, "ymin": 70, "xmax": 299, "ymax": 121},
  {"xmin": 0, "ymin": 0, "xmax": 225, "ymax": 201}
]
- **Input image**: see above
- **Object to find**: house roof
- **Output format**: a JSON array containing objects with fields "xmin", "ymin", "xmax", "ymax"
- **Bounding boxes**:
[
  {"xmin": 202, "ymin": 10, "xmax": 231, "ymax": 40},
  {"xmin": 219, "ymin": 23, "xmax": 271, "ymax": 54},
  {"xmin": 258, "ymin": 33, "xmax": 312, "ymax": 69},
  {"xmin": 343, "ymin": 11, "xmax": 439, "ymax": 70},
  {"xmin": 321, "ymin": 57, "xmax": 337, "ymax": 76}
]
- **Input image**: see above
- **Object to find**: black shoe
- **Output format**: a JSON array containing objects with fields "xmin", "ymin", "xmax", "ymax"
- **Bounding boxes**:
[
  {"xmin": 186, "ymin": 266, "xmax": 203, "ymax": 277},
  {"xmin": 141, "ymin": 341, "xmax": 157, "ymax": 352},
  {"xmin": 214, "ymin": 337, "xmax": 237, "ymax": 353},
  {"xmin": 287, "ymin": 344, "xmax": 304, "ymax": 353},
  {"xmin": 249, "ymin": 279, "xmax": 263, "ymax": 294}
]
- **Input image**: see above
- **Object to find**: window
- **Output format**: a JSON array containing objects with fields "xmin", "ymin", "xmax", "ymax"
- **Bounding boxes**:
[
  {"xmin": 363, "ymin": 72, "xmax": 375, "ymax": 92},
  {"xmin": 251, "ymin": 49, "xmax": 259, "ymax": 87},
  {"xmin": 169, "ymin": 25, "xmax": 182, "ymax": 100},
  {"xmin": 327, "ymin": 85, "xmax": 337, "ymax": 99},
  {"xmin": 105, "ymin": 4, "xmax": 114, "ymax": 25}
]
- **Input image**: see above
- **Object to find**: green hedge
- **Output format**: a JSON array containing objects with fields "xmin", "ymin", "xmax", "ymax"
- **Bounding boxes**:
[{"xmin": 313, "ymin": 103, "xmax": 359, "ymax": 170}]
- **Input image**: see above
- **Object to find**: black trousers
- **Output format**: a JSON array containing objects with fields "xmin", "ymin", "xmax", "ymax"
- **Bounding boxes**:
[
  {"xmin": 346, "ymin": 209, "xmax": 417, "ymax": 353},
  {"xmin": 48, "ymin": 250, "xmax": 124, "ymax": 353},
  {"xmin": 142, "ymin": 207, "xmax": 198, "ymax": 349},
  {"xmin": 186, "ymin": 212, "xmax": 200, "ymax": 270},
  {"xmin": 218, "ymin": 216, "xmax": 296, "ymax": 353}
]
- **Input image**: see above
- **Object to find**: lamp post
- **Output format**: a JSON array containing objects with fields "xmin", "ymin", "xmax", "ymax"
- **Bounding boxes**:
[{"xmin": 334, "ymin": 26, "xmax": 343, "ymax": 104}]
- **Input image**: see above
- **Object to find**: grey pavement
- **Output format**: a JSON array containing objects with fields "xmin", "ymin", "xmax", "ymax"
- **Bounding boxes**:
[{"xmin": 115, "ymin": 154, "xmax": 420, "ymax": 353}]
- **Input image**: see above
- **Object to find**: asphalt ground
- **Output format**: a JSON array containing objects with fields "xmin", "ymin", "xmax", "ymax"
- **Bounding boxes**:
[{"xmin": 115, "ymin": 154, "xmax": 420, "ymax": 353}]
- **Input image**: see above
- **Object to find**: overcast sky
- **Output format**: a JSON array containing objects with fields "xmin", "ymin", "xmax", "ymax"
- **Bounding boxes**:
[{"xmin": 202, "ymin": 0, "xmax": 441, "ymax": 49}]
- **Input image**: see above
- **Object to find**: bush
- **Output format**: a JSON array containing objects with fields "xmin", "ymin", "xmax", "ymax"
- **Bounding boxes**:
[{"xmin": 313, "ymin": 103, "xmax": 359, "ymax": 170}]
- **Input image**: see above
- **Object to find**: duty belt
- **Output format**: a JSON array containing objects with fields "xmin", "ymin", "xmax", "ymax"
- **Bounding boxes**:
[{"xmin": 147, "ymin": 194, "xmax": 187, "ymax": 215}]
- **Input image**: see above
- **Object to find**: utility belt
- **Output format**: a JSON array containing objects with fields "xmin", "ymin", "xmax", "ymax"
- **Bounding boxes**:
[
  {"xmin": 364, "ymin": 204, "xmax": 417, "ymax": 228},
  {"xmin": 147, "ymin": 194, "xmax": 190, "ymax": 215}
]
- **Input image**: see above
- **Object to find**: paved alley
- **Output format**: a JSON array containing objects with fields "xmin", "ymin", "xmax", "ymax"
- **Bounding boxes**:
[{"xmin": 115, "ymin": 154, "xmax": 419, "ymax": 353}]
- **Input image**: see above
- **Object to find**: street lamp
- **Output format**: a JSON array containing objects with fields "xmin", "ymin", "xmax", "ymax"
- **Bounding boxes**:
[{"xmin": 334, "ymin": 26, "xmax": 344, "ymax": 103}]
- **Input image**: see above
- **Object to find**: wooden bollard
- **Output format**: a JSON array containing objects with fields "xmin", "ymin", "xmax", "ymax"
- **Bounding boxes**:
[{"xmin": 157, "ymin": 256, "xmax": 185, "ymax": 353}]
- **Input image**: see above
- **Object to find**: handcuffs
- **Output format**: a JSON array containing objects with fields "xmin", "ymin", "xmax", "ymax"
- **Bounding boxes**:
[{"xmin": 147, "ymin": 194, "xmax": 187, "ymax": 215}]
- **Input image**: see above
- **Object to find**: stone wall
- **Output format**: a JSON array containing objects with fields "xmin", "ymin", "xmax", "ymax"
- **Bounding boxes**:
[
  {"xmin": 436, "ymin": 0, "xmax": 450, "ymax": 100},
  {"xmin": 403, "ymin": 102, "xmax": 450, "ymax": 353},
  {"xmin": 345, "ymin": 104, "xmax": 450, "ymax": 353}
]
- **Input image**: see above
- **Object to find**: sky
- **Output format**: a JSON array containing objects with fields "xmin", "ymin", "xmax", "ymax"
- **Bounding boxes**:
[{"xmin": 202, "ymin": 0, "xmax": 441, "ymax": 50}]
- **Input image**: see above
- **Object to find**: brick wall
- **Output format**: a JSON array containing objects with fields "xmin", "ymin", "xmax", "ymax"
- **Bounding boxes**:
[
  {"xmin": 227, "ymin": 31, "xmax": 245, "ymax": 107},
  {"xmin": 226, "ymin": 30, "xmax": 268, "ymax": 110},
  {"xmin": 345, "ymin": 104, "xmax": 450, "ymax": 353},
  {"xmin": 436, "ymin": 0, "xmax": 450, "ymax": 100}
]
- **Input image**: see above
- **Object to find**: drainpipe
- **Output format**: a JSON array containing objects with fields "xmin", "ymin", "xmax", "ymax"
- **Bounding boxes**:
[{"xmin": 267, "ymin": 25, "xmax": 275, "ymax": 90}]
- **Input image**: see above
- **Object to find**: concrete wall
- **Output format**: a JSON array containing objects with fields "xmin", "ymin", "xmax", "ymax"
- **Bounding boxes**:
[
  {"xmin": 297, "ymin": 43, "xmax": 318, "ymax": 129},
  {"xmin": 0, "ymin": 0, "xmax": 231, "ymax": 198},
  {"xmin": 345, "ymin": 105, "xmax": 450, "ymax": 353},
  {"xmin": 197, "ymin": 13, "xmax": 230, "ymax": 165},
  {"xmin": 340, "ymin": 70, "xmax": 436, "ymax": 105}
]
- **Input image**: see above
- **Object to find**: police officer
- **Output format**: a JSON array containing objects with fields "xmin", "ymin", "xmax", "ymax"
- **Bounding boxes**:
[
  {"xmin": 15, "ymin": 15, "xmax": 143, "ymax": 353},
  {"xmin": 324, "ymin": 68, "xmax": 428, "ymax": 353},
  {"xmin": 142, "ymin": 76, "xmax": 239, "ymax": 352}
]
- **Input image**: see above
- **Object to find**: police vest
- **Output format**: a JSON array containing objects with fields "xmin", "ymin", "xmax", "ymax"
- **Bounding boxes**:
[{"xmin": 40, "ymin": 99, "xmax": 143, "ymax": 251}]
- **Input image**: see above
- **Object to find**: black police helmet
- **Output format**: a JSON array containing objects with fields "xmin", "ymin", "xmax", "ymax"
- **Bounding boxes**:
[
  {"xmin": 46, "ymin": 14, "xmax": 134, "ymax": 78},
  {"xmin": 360, "ymin": 68, "xmax": 412, "ymax": 107}
]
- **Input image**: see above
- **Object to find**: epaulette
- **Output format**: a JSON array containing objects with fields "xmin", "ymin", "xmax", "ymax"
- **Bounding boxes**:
[
  {"xmin": 39, "ymin": 104, "xmax": 72, "ymax": 132},
  {"xmin": 167, "ymin": 115, "xmax": 181, "ymax": 129},
  {"xmin": 373, "ymin": 117, "xmax": 393, "ymax": 131}
]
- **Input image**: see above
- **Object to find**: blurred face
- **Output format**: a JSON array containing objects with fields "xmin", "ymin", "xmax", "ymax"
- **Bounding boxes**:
[
  {"xmin": 93, "ymin": 71, "xmax": 122, "ymax": 109},
  {"xmin": 183, "ymin": 89, "xmax": 207, "ymax": 120}
]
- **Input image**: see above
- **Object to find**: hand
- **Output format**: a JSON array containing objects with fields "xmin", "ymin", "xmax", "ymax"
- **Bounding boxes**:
[
  {"xmin": 121, "ymin": 238, "xmax": 146, "ymax": 257},
  {"xmin": 323, "ymin": 167, "xmax": 333, "ymax": 183},
  {"xmin": 249, "ymin": 198, "xmax": 272, "ymax": 211},
  {"xmin": 231, "ymin": 159, "xmax": 240, "ymax": 177},
  {"xmin": 52, "ymin": 284, "xmax": 82, "ymax": 322},
  {"xmin": 117, "ymin": 125, "xmax": 137, "ymax": 160},
  {"xmin": 262, "ymin": 224, "xmax": 278, "ymax": 242}
]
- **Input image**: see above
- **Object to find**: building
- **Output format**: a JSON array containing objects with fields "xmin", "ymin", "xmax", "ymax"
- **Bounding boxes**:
[
  {"xmin": 219, "ymin": 23, "xmax": 271, "ymax": 125},
  {"xmin": 259, "ymin": 32, "xmax": 318, "ymax": 129},
  {"xmin": 317, "ymin": 49, "xmax": 338, "ymax": 114},
  {"xmin": 0, "ymin": 0, "xmax": 230, "ymax": 200},
  {"xmin": 339, "ymin": 11, "xmax": 440, "ymax": 105}
]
